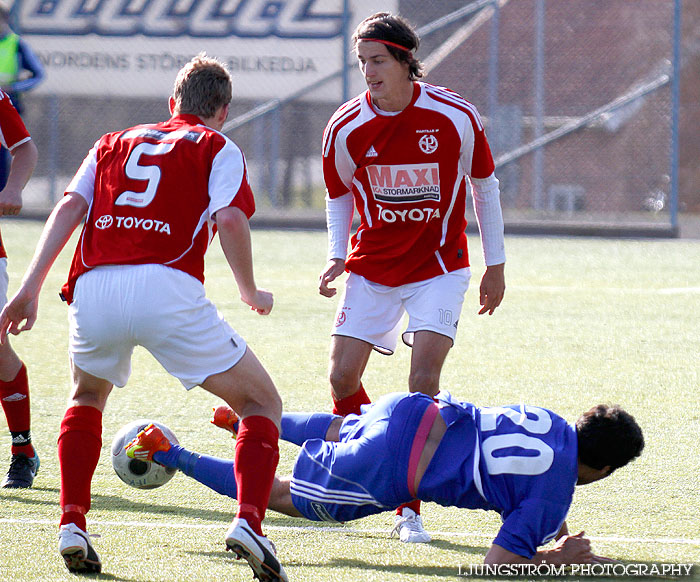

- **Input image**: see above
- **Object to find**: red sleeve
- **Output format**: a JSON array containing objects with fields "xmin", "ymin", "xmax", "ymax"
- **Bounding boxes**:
[
  {"xmin": 322, "ymin": 143, "xmax": 350, "ymax": 200},
  {"xmin": 471, "ymin": 127, "xmax": 495, "ymax": 179},
  {"xmin": 0, "ymin": 92, "xmax": 31, "ymax": 150},
  {"xmin": 321, "ymin": 99, "xmax": 361, "ymax": 199},
  {"xmin": 231, "ymin": 162, "xmax": 255, "ymax": 219}
]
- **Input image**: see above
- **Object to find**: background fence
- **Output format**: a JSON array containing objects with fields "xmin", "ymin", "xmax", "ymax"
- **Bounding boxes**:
[{"xmin": 14, "ymin": 0, "xmax": 681, "ymax": 235}]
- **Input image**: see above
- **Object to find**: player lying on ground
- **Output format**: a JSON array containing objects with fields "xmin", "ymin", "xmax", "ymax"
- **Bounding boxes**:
[{"xmin": 127, "ymin": 391, "xmax": 644, "ymax": 564}]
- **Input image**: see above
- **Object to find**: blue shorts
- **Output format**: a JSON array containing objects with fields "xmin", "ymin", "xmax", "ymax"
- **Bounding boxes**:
[{"xmin": 289, "ymin": 392, "xmax": 436, "ymax": 523}]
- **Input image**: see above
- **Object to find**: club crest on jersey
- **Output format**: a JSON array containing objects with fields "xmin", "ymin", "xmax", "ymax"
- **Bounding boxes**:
[
  {"xmin": 94, "ymin": 214, "xmax": 171, "ymax": 235},
  {"xmin": 418, "ymin": 134, "xmax": 438, "ymax": 154},
  {"xmin": 366, "ymin": 163, "xmax": 440, "ymax": 203}
]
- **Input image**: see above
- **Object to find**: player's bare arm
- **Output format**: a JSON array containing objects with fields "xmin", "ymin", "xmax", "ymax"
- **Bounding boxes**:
[
  {"xmin": 319, "ymin": 258, "xmax": 346, "ymax": 298},
  {"xmin": 485, "ymin": 531, "xmax": 596, "ymax": 565},
  {"xmin": 215, "ymin": 205, "xmax": 273, "ymax": 315},
  {"xmin": 0, "ymin": 139, "xmax": 38, "ymax": 216},
  {"xmin": 0, "ymin": 192, "xmax": 88, "ymax": 342},
  {"xmin": 479, "ymin": 262, "xmax": 505, "ymax": 315}
]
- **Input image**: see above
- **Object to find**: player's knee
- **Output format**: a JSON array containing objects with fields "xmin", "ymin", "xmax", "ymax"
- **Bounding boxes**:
[
  {"xmin": 243, "ymin": 384, "xmax": 283, "ymax": 421},
  {"xmin": 408, "ymin": 369, "xmax": 440, "ymax": 397},
  {"xmin": 328, "ymin": 368, "xmax": 361, "ymax": 399}
]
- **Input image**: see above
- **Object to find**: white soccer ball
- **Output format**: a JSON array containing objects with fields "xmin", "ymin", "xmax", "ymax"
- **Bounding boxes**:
[{"xmin": 111, "ymin": 419, "xmax": 179, "ymax": 489}]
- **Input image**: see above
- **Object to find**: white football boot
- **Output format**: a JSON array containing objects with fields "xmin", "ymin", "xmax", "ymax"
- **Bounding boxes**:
[{"xmin": 392, "ymin": 507, "xmax": 432, "ymax": 543}]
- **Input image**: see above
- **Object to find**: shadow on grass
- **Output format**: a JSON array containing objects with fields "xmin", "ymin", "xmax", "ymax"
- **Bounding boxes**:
[
  {"xmin": 188, "ymin": 549, "xmax": 481, "ymax": 579},
  {"xmin": 1, "ymin": 485, "xmax": 61, "ymax": 508},
  {"xmin": 1, "ymin": 485, "xmax": 293, "ymax": 526},
  {"xmin": 292, "ymin": 556, "xmax": 486, "ymax": 578},
  {"xmin": 59, "ymin": 572, "xmax": 141, "ymax": 582}
]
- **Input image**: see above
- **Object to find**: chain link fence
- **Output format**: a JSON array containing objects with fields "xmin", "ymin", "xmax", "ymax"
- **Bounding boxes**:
[{"xmin": 15, "ymin": 0, "xmax": 679, "ymax": 235}]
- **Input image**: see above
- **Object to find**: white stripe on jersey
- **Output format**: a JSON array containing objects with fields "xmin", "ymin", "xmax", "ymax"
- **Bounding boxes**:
[
  {"xmin": 425, "ymin": 85, "xmax": 484, "ymax": 131},
  {"xmin": 163, "ymin": 209, "xmax": 209, "ymax": 267},
  {"xmin": 471, "ymin": 429, "xmax": 487, "ymax": 502},
  {"xmin": 292, "ymin": 478, "xmax": 377, "ymax": 502},
  {"xmin": 440, "ymin": 165, "xmax": 466, "ymax": 247},
  {"xmin": 434, "ymin": 250, "xmax": 448, "ymax": 274},
  {"xmin": 352, "ymin": 177, "xmax": 373, "ymax": 230},
  {"xmin": 323, "ymin": 97, "xmax": 362, "ymax": 158},
  {"xmin": 291, "ymin": 479, "xmax": 384, "ymax": 507},
  {"xmin": 5, "ymin": 135, "xmax": 31, "ymax": 151}
]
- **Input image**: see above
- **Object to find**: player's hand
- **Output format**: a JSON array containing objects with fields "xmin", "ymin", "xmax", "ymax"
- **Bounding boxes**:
[
  {"xmin": 319, "ymin": 259, "xmax": 345, "ymax": 297},
  {"xmin": 0, "ymin": 290, "xmax": 38, "ymax": 343},
  {"xmin": 242, "ymin": 288, "xmax": 273, "ymax": 315},
  {"xmin": 479, "ymin": 262, "xmax": 505, "ymax": 315},
  {"xmin": 0, "ymin": 187, "xmax": 23, "ymax": 216},
  {"xmin": 555, "ymin": 531, "xmax": 594, "ymax": 564}
]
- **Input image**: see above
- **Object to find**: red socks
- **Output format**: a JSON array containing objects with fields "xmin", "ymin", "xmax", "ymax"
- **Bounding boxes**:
[
  {"xmin": 332, "ymin": 383, "xmax": 371, "ymax": 416},
  {"xmin": 0, "ymin": 363, "xmax": 33, "ymax": 457},
  {"xmin": 58, "ymin": 406, "xmax": 103, "ymax": 531},
  {"xmin": 234, "ymin": 415, "xmax": 280, "ymax": 536},
  {"xmin": 397, "ymin": 499, "xmax": 422, "ymax": 516}
]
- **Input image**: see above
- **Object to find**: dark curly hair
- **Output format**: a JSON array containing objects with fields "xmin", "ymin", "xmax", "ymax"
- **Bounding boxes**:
[
  {"xmin": 352, "ymin": 12, "xmax": 424, "ymax": 80},
  {"xmin": 576, "ymin": 404, "xmax": 644, "ymax": 474}
]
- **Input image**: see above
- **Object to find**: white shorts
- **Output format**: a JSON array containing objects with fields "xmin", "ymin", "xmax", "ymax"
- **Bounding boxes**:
[
  {"xmin": 332, "ymin": 269, "xmax": 471, "ymax": 355},
  {"xmin": 69, "ymin": 264, "xmax": 247, "ymax": 389},
  {"xmin": 0, "ymin": 257, "xmax": 8, "ymax": 306}
]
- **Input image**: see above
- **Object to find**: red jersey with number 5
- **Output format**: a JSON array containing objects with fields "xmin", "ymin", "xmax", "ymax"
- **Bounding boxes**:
[
  {"xmin": 61, "ymin": 114, "xmax": 255, "ymax": 303},
  {"xmin": 0, "ymin": 90, "xmax": 32, "ymax": 259},
  {"xmin": 322, "ymin": 82, "xmax": 495, "ymax": 287}
]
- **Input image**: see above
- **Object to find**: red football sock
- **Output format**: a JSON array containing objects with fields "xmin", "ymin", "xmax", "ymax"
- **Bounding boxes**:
[
  {"xmin": 0, "ymin": 363, "xmax": 34, "ymax": 457},
  {"xmin": 58, "ymin": 406, "xmax": 103, "ymax": 531},
  {"xmin": 397, "ymin": 499, "xmax": 422, "ymax": 516},
  {"xmin": 234, "ymin": 415, "xmax": 279, "ymax": 536},
  {"xmin": 332, "ymin": 383, "xmax": 371, "ymax": 416}
]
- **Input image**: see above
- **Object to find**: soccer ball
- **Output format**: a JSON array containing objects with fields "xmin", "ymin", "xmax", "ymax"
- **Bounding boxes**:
[{"xmin": 111, "ymin": 419, "xmax": 179, "ymax": 489}]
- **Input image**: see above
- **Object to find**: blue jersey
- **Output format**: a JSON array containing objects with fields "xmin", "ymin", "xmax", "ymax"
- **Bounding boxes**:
[
  {"xmin": 290, "ymin": 392, "xmax": 578, "ymax": 559},
  {"xmin": 420, "ymin": 392, "xmax": 578, "ymax": 558}
]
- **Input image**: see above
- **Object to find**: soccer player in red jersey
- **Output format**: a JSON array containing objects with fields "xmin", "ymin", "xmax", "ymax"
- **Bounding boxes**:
[
  {"xmin": 319, "ymin": 13, "xmax": 506, "ymax": 543},
  {"xmin": 0, "ymin": 55, "xmax": 287, "ymax": 581},
  {"xmin": 0, "ymin": 89, "xmax": 38, "ymax": 489}
]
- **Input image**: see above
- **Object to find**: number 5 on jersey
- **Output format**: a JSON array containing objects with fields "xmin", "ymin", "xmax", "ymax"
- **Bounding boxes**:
[{"xmin": 115, "ymin": 142, "xmax": 176, "ymax": 208}]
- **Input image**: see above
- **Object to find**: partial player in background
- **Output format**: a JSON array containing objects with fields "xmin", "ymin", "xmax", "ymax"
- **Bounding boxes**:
[
  {"xmin": 127, "ymin": 392, "xmax": 644, "ymax": 566},
  {"xmin": 0, "ymin": 3, "xmax": 44, "ymax": 190},
  {"xmin": 0, "ymin": 89, "xmax": 38, "ymax": 488},
  {"xmin": 0, "ymin": 54, "xmax": 287, "ymax": 582},
  {"xmin": 318, "ymin": 12, "xmax": 506, "ymax": 542}
]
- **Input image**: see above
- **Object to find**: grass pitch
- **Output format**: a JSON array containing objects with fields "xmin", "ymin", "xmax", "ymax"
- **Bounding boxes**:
[{"xmin": 0, "ymin": 221, "xmax": 698, "ymax": 581}]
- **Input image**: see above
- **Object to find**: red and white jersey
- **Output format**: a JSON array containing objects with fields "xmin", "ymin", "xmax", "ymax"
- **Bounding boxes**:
[
  {"xmin": 0, "ymin": 90, "xmax": 32, "ymax": 259},
  {"xmin": 0, "ymin": 91, "xmax": 31, "ymax": 152},
  {"xmin": 322, "ymin": 82, "xmax": 495, "ymax": 287},
  {"xmin": 61, "ymin": 113, "xmax": 255, "ymax": 303}
]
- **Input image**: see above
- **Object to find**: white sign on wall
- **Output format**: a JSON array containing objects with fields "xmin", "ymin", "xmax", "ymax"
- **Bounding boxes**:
[{"xmin": 16, "ymin": 0, "xmax": 398, "ymax": 100}]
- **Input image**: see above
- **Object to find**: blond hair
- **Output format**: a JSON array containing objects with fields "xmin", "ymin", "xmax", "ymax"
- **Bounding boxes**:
[{"xmin": 172, "ymin": 53, "xmax": 232, "ymax": 118}]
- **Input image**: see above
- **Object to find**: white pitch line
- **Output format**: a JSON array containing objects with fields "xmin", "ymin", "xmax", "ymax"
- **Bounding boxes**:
[
  {"xmin": 2, "ymin": 518, "xmax": 699, "ymax": 546},
  {"xmin": 512, "ymin": 285, "xmax": 700, "ymax": 295}
]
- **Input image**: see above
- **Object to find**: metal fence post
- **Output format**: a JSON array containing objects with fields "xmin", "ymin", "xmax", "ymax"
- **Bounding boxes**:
[
  {"xmin": 48, "ymin": 93, "xmax": 60, "ymax": 203},
  {"xmin": 342, "ymin": 0, "xmax": 351, "ymax": 103},
  {"xmin": 670, "ymin": 0, "xmax": 681, "ymax": 233},
  {"xmin": 533, "ymin": 0, "xmax": 546, "ymax": 211},
  {"xmin": 488, "ymin": 0, "xmax": 500, "ymax": 124}
]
